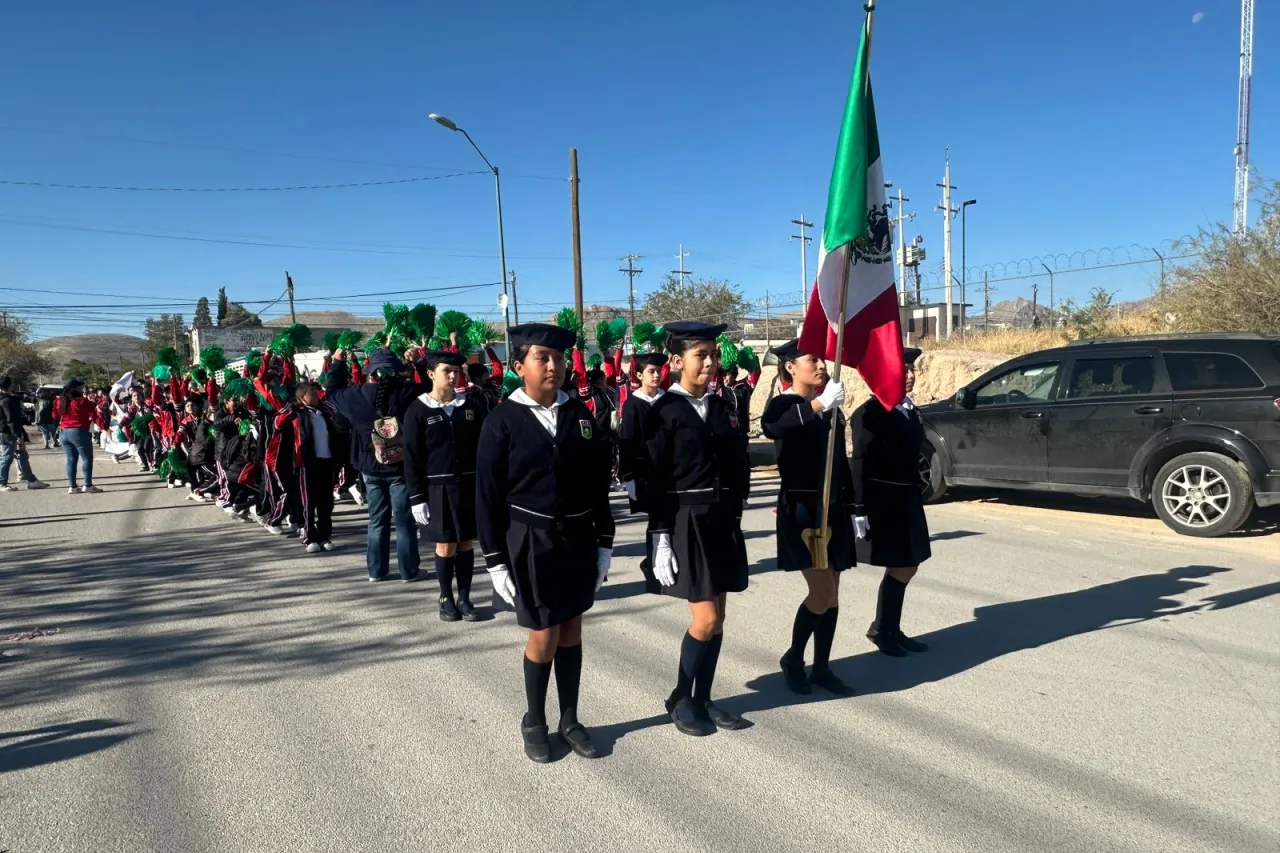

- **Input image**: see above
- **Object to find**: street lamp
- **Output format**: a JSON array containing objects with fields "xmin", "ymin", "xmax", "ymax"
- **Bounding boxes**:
[
  {"xmin": 428, "ymin": 113, "xmax": 512, "ymax": 358},
  {"xmin": 960, "ymin": 199, "xmax": 977, "ymax": 331}
]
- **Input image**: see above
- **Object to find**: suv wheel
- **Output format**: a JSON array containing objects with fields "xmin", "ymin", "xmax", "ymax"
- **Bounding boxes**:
[
  {"xmin": 920, "ymin": 442, "xmax": 947, "ymax": 503},
  {"xmin": 1151, "ymin": 452, "xmax": 1254, "ymax": 537}
]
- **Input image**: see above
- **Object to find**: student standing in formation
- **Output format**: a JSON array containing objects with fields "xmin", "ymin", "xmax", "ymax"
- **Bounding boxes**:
[
  {"xmin": 475, "ymin": 323, "xmax": 614, "ymax": 763},
  {"xmin": 851, "ymin": 346, "xmax": 931, "ymax": 657},
  {"xmin": 617, "ymin": 351, "xmax": 667, "ymax": 517},
  {"xmin": 761, "ymin": 341, "xmax": 858, "ymax": 696},
  {"xmin": 643, "ymin": 321, "xmax": 751, "ymax": 737},
  {"xmin": 403, "ymin": 350, "xmax": 488, "ymax": 622},
  {"xmin": 273, "ymin": 380, "xmax": 340, "ymax": 554}
]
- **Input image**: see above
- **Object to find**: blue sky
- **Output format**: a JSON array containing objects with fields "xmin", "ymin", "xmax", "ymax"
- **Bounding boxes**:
[{"xmin": 0, "ymin": 0, "xmax": 1274, "ymax": 339}]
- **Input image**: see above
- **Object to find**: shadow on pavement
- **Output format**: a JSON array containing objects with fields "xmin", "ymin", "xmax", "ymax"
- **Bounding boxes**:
[{"xmin": 0, "ymin": 719, "xmax": 135, "ymax": 774}]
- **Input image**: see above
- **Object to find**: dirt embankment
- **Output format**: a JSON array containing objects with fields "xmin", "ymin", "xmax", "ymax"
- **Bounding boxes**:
[{"xmin": 745, "ymin": 349, "xmax": 1011, "ymax": 433}]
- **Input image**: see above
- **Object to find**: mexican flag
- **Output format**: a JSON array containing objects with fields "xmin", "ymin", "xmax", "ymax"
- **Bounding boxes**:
[{"xmin": 797, "ymin": 7, "xmax": 905, "ymax": 410}]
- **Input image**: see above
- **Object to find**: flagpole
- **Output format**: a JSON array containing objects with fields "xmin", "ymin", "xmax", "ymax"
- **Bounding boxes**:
[{"xmin": 814, "ymin": 0, "xmax": 876, "ymax": 570}]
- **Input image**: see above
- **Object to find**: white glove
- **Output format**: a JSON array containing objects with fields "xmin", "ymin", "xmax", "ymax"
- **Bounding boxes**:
[
  {"xmin": 489, "ymin": 565, "xmax": 517, "ymax": 606},
  {"xmin": 624, "ymin": 480, "xmax": 637, "ymax": 500},
  {"xmin": 853, "ymin": 515, "xmax": 870, "ymax": 540},
  {"xmin": 652, "ymin": 533, "xmax": 678, "ymax": 587},
  {"xmin": 411, "ymin": 503, "xmax": 429, "ymax": 526},
  {"xmin": 595, "ymin": 548, "xmax": 612, "ymax": 591},
  {"xmin": 816, "ymin": 380, "xmax": 846, "ymax": 413}
]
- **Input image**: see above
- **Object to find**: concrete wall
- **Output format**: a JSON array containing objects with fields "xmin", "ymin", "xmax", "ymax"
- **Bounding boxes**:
[{"xmin": 189, "ymin": 327, "xmax": 275, "ymax": 362}]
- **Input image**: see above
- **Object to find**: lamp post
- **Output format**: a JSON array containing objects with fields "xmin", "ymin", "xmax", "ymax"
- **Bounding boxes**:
[
  {"xmin": 960, "ymin": 199, "xmax": 977, "ymax": 334},
  {"xmin": 429, "ymin": 113, "xmax": 511, "ymax": 357}
]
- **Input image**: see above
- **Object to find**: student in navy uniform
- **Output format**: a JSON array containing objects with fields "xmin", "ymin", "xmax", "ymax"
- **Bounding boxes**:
[
  {"xmin": 616, "ymin": 351, "xmax": 667, "ymax": 515},
  {"xmin": 475, "ymin": 323, "xmax": 614, "ymax": 763},
  {"xmin": 403, "ymin": 350, "xmax": 489, "ymax": 622},
  {"xmin": 851, "ymin": 346, "xmax": 931, "ymax": 657},
  {"xmin": 643, "ymin": 321, "xmax": 751, "ymax": 737},
  {"xmin": 760, "ymin": 340, "xmax": 858, "ymax": 696}
]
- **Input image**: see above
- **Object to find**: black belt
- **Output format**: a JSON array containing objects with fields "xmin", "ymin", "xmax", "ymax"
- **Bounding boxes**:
[{"xmin": 510, "ymin": 505, "xmax": 595, "ymax": 531}]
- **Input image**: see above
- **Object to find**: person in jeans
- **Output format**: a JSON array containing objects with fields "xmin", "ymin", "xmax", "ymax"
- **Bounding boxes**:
[
  {"xmin": 326, "ymin": 347, "xmax": 423, "ymax": 582},
  {"xmin": 0, "ymin": 377, "xmax": 49, "ymax": 492},
  {"xmin": 35, "ymin": 391, "xmax": 59, "ymax": 448},
  {"xmin": 53, "ymin": 379, "xmax": 107, "ymax": 494}
]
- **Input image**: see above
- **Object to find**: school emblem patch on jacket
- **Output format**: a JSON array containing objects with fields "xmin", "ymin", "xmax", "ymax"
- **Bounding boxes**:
[
  {"xmin": 579, "ymin": 419, "xmax": 593, "ymax": 439},
  {"xmin": 465, "ymin": 410, "xmax": 474, "ymax": 421},
  {"xmin": 728, "ymin": 411, "xmax": 740, "ymax": 429}
]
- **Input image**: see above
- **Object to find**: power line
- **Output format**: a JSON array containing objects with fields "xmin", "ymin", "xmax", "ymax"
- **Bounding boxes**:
[{"xmin": 0, "ymin": 171, "xmax": 484, "ymax": 193}]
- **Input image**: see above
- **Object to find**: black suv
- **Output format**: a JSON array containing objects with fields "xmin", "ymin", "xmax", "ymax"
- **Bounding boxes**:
[{"xmin": 917, "ymin": 333, "xmax": 1280, "ymax": 537}]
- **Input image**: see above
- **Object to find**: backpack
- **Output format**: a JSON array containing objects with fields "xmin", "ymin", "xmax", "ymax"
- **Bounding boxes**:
[{"xmin": 371, "ymin": 416, "xmax": 404, "ymax": 465}]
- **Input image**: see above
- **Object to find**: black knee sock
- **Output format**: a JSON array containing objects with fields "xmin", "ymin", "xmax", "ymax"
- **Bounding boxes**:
[
  {"xmin": 455, "ymin": 549, "xmax": 475, "ymax": 605},
  {"xmin": 693, "ymin": 633, "xmax": 724, "ymax": 705},
  {"xmin": 813, "ymin": 606, "xmax": 839, "ymax": 669},
  {"xmin": 876, "ymin": 575, "xmax": 907, "ymax": 637},
  {"xmin": 435, "ymin": 554, "xmax": 456, "ymax": 602},
  {"xmin": 786, "ymin": 604, "xmax": 824, "ymax": 662},
  {"xmin": 523, "ymin": 656, "xmax": 554, "ymax": 727},
  {"xmin": 674, "ymin": 632, "xmax": 711, "ymax": 702},
  {"xmin": 554, "ymin": 644, "xmax": 583, "ymax": 729}
]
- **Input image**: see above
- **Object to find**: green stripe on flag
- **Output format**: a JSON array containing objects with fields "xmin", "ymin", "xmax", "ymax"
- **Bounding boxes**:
[{"xmin": 822, "ymin": 17, "xmax": 877, "ymax": 254}]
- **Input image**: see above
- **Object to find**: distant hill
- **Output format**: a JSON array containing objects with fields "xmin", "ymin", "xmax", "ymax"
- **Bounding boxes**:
[
  {"xmin": 34, "ymin": 333, "xmax": 147, "ymax": 381},
  {"xmin": 264, "ymin": 311, "xmax": 382, "ymax": 330}
]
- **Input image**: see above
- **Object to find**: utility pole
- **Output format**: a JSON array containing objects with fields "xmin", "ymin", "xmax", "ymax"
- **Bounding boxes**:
[
  {"xmin": 763, "ymin": 291, "xmax": 772, "ymax": 349},
  {"xmin": 509, "ymin": 270, "xmax": 519, "ymax": 324},
  {"xmin": 789, "ymin": 216, "xmax": 813, "ymax": 316},
  {"xmin": 570, "ymin": 148, "xmax": 584, "ymax": 319},
  {"xmin": 1031, "ymin": 283, "xmax": 1040, "ymax": 328},
  {"xmin": 1041, "ymin": 263, "xmax": 1055, "ymax": 329},
  {"xmin": 1152, "ymin": 249, "xmax": 1166, "ymax": 297},
  {"xmin": 671, "ymin": 244, "xmax": 692, "ymax": 290},
  {"xmin": 285, "ymin": 271, "xmax": 297, "ymax": 324},
  {"xmin": 983, "ymin": 271, "xmax": 991, "ymax": 329},
  {"xmin": 936, "ymin": 151, "xmax": 957, "ymax": 338},
  {"xmin": 892, "ymin": 189, "xmax": 914, "ymax": 307},
  {"xmin": 619, "ymin": 255, "xmax": 643, "ymax": 329}
]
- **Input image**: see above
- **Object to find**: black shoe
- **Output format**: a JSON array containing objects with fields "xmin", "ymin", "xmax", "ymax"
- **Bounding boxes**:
[
  {"xmin": 439, "ymin": 598, "xmax": 461, "ymax": 622},
  {"xmin": 665, "ymin": 695, "xmax": 715, "ymax": 737},
  {"xmin": 521, "ymin": 720, "xmax": 552, "ymax": 764},
  {"xmin": 457, "ymin": 599, "xmax": 481, "ymax": 622},
  {"xmin": 869, "ymin": 632, "xmax": 908, "ymax": 657},
  {"xmin": 402, "ymin": 571, "xmax": 422, "ymax": 584},
  {"xmin": 809, "ymin": 666, "xmax": 858, "ymax": 697},
  {"xmin": 895, "ymin": 632, "xmax": 929, "ymax": 653},
  {"xmin": 780, "ymin": 653, "xmax": 812, "ymax": 695},
  {"xmin": 559, "ymin": 723, "xmax": 599, "ymax": 759},
  {"xmin": 702, "ymin": 701, "xmax": 751, "ymax": 731}
]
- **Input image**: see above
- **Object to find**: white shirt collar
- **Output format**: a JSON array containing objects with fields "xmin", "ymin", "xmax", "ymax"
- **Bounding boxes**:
[
  {"xmin": 419, "ymin": 391, "xmax": 465, "ymax": 410},
  {"xmin": 667, "ymin": 384, "xmax": 709, "ymax": 421},
  {"xmin": 896, "ymin": 396, "xmax": 916, "ymax": 412},
  {"xmin": 509, "ymin": 389, "xmax": 568, "ymax": 409},
  {"xmin": 632, "ymin": 388, "xmax": 663, "ymax": 404}
]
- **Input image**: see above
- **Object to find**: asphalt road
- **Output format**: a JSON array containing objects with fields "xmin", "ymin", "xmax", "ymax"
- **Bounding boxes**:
[{"xmin": 2, "ymin": 446, "xmax": 1277, "ymax": 853}]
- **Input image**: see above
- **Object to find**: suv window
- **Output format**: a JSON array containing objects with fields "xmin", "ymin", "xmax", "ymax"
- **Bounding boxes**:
[
  {"xmin": 1164, "ymin": 353, "xmax": 1263, "ymax": 392},
  {"xmin": 1065, "ymin": 356, "xmax": 1156, "ymax": 398},
  {"xmin": 974, "ymin": 362, "xmax": 1060, "ymax": 407}
]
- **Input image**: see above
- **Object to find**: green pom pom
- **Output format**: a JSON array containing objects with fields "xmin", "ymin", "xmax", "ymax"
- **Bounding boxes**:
[
  {"xmin": 322, "ymin": 332, "xmax": 341, "ymax": 353},
  {"xmin": 363, "ymin": 331, "xmax": 387, "ymax": 353},
  {"xmin": 222, "ymin": 378, "xmax": 255, "ymax": 402},
  {"xmin": 158, "ymin": 448, "xmax": 188, "ymax": 480},
  {"xmin": 199, "ymin": 345, "xmax": 227, "ymax": 374},
  {"xmin": 436, "ymin": 310, "xmax": 472, "ymax": 337},
  {"xmin": 737, "ymin": 345, "xmax": 760, "ymax": 373},
  {"xmin": 269, "ymin": 323, "xmax": 313, "ymax": 358},
  {"xmin": 336, "ymin": 330, "xmax": 365, "ymax": 351},
  {"xmin": 468, "ymin": 321, "xmax": 499, "ymax": 350},
  {"xmin": 245, "ymin": 351, "xmax": 263, "ymax": 374},
  {"xmin": 502, "ymin": 370, "xmax": 521, "ymax": 397},
  {"xmin": 154, "ymin": 347, "xmax": 182, "ymax": 371},
  {"xmin": 586, "ymin": 353, "xmax": 603, "ymax": 370},
  {"xmin": 115, "ymin": 428, "xmax": 127, "ymax": 443},
  {"xmin": 408, "ymin": 304, "xmax": 437, "ymax": 343},
  {"xmin": 595, "ymin": 316, "xmax": 626, "ymax": 353},
  {"xmin": 238, "ymin": 419, "xmax": 253, "ymax": 436},
  {"xmin": 383, "ymin": 302, "xmax": 410, "ymax": 331},
  {"xmin": 632, "ymin": 321, "xmax": 658, "ymax": 351},
  {"xmin": 152, "ymin": 365, "xmax": 172, "ymax": 382},
  {"xmin": 130, "ymin": 413, "xmax": 154, "ymax": 435},
  {"xmin": 717, "ymin": 334, "xmax": 739, "ymax": 368},
  {"xmin": 555, "ymin": 308, "xmax": 586, "ymax": 351}
]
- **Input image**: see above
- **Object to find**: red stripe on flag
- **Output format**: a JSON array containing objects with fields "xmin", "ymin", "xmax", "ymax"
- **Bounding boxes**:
[{"xmin": 797, "ymin": 283, "xmax": 905, "ymax": 410}]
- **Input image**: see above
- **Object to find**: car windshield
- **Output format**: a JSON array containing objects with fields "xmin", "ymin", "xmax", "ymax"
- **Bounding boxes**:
[{"xmin": 974, "ymin": 362, "xmax": 1060, "ymax": 406}]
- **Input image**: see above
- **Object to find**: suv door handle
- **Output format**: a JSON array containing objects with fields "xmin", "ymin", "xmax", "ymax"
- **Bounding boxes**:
[
  {"xmin": 1132, "ymin": 406, "xmax": 1164, "ymax": 414},
  {"xmin": 1020, "ymin": 411, "xmax": 1044, "ymax": 419}
]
